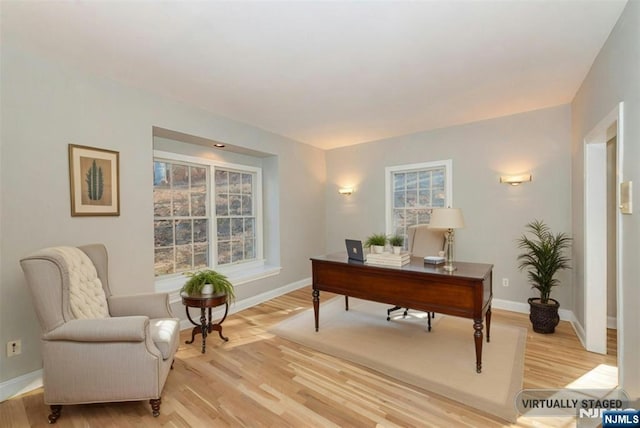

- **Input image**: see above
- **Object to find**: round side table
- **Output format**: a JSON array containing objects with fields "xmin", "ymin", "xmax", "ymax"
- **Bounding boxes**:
[{"xmin": 181, "ymin": 292, "xmax": 229, "ymax": 353}]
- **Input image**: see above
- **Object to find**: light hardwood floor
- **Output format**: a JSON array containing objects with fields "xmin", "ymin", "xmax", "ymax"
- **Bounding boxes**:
[{"xmin": 1, "ymin": 287, "xmax": 617, "ymax": 427}]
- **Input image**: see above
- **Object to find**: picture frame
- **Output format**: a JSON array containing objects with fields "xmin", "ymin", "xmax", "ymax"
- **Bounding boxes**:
[{"xmin": 68, "ymin": 144, "xmax": 120, "ymax": 216}]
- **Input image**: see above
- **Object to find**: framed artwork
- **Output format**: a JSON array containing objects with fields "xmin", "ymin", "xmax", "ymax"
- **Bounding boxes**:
[{"xmin": 68, "ymin": 144, "xmax": 120, "ymax": 216}]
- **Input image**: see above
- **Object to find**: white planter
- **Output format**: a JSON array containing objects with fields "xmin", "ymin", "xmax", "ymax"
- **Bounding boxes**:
[
  {"xmin": 201, "ymin": 283, "xmax": 213, "ymax": 295},
  {"xmin": 372, "ymin": 245, "xmax": 385, "ymax": 254},
  {"xmin": 393, "ymin": 246, "xmax": 402, "ymax": 255}
]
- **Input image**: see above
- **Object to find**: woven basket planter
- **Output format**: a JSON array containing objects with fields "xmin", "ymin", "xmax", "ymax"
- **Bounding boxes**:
[{"xmin": 528, "ymin": 297, "xmax": 560, "ymax": 334}]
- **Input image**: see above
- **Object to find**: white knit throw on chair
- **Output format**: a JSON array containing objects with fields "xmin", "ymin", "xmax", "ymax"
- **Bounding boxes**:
[{"xmin": 50, "ymin": 247, "xmax": 110, "ymax": 319}]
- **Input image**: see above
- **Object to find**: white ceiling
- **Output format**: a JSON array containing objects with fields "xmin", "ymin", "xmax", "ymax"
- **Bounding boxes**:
[{"xmin": 1, "ymin": 1, "xmax": 627, "ymax": 150}]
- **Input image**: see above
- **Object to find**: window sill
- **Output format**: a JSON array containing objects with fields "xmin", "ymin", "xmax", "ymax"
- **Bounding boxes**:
[{"xmin": 155, "ymin": 264, "xmax": 282, "ymax": 304}]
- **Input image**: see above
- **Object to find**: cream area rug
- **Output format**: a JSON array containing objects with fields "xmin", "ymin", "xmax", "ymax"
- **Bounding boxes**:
[{"xmin": 270, "ymin": 297, "xmax": 526, "ymax": 422}]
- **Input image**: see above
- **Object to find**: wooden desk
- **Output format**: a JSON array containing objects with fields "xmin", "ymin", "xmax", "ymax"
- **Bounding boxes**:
[
  {"xmin": 311, "ymin": 253, "xmax": 493, "ymax": 373},
  {"xmin": 181, "ymin": 292, "xmax": 229, "ymax": 353}
]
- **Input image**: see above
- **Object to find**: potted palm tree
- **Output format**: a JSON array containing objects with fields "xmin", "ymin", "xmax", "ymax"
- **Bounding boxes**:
[
  {"xmin": 181, "ymin": 269, "xmax": 236, "ymax": 302},
  {"xmin": 517, "ymin": 220, "xmax": 571, "ymax": 333}
]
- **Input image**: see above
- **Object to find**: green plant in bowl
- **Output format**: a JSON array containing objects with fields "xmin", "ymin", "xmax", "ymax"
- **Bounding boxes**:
[
  {"xmin": 181, "ymin": 269, "xmax": 235, "ymax": 302},
  {"xmin": 389, "ymin": 235, "xmax": 404, "ymax": 247},
  {"xmin": 364, "ymin": 233, "xmax": 387, "ymax": 248}
]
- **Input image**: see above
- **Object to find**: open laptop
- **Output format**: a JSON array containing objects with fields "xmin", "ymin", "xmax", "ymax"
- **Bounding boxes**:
[{"xmin": 345, "ymin": 239, "xmax": 366, "ymax": 262}]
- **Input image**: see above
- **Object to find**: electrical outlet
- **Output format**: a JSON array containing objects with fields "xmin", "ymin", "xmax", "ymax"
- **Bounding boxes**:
[
  {"xmin": 7, "ymin": 340, "xmax": 22, "ymax": 357},
  {"xmin": 502, "ymin": 278, "xmax": 509, "ymax": 287}
]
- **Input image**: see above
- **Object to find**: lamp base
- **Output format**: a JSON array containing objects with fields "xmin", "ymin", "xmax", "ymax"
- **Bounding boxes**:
[{"xmin": 443, "ymin": 228, "xmax": 457, "ymax": 272}]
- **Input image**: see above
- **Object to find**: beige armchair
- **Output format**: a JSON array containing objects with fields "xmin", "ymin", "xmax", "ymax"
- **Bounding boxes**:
[
  {"xmin": 20, "ymin": 244, "xmax": 179, "ymax": 423},
  {"xmin": 387, "ymin": 224, "xmax": 446, "ymax": 327}
]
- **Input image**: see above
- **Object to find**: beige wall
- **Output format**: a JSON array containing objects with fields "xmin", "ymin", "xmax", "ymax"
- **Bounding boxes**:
[
  {"xmin": 2, "ymin": 1, "xmax": 638, "ymax": 403},
  {"xmin": 325, "ymin": 105, "xmax": 572, "ymax": 308},
  {"xmin": 571, "ymin": 0, "xmax": 640, "ymax": 398},
  {"xmin": 0, "ymin": 44, "xmax": 326, "ymax": 384}
]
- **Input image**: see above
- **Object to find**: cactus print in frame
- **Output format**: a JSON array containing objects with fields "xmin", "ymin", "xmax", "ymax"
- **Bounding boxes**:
[{"xmin": 68, "ymin": 144, "xmax": 120, "ymax": 216}]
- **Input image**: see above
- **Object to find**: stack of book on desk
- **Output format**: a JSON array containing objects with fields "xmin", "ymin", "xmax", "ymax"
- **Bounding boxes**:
[{"xmin": 366, "ymin": 251, "xmax": 411, "ymax": 267}]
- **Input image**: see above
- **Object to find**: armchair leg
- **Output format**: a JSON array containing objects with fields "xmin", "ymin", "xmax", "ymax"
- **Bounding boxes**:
[
  {"xmin": 48, "ymin": 405, "xmax": 62, "ymax": 424},
  {"xmin": 150, "ymin": 398, "xmax": 161, "ymax": 417}
]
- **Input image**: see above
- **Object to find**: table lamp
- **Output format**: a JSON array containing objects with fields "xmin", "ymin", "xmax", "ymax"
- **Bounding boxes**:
[{"xmin": 428, "ymin": 208, "xmax": 465, "ymax": 272}]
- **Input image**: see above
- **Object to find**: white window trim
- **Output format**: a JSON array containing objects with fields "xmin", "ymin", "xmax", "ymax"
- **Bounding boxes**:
[
  {"xmin": 384, "ymin": 159, "xmax": 453, "ymax": 235},
  {"xmin": 153, "ymin": 150, "xmax": 278, "ymax": 293}
]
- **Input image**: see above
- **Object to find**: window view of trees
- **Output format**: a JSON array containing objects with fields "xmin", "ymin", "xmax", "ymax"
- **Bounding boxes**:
[
  {"xmin": 153, "ymin": 161, "xmax": 209, "ymax": 276},
  {"xmin": 153, "ymin": 160, "xmax": 258, "ymax": 276},
  {"xmin": 214, "ymin": 169, "xmax": 255, "ymax": 266},
  {"xmin": 388, "ymin": 162, "xmax": 449, "ymax": 246}
]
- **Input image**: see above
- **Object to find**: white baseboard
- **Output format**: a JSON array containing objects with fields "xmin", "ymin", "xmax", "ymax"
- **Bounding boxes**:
[
  {"xmin": 491, "ymin": 298, "xmax": 573, "ymax": 321},
  {"xmin": 572, "ymin": 315, "xmax": 587, "ymax": 349},
  {"xmin": 0, "ymin": 369, "xmax": 43, "ymax": 402},
  {"xmin": 561, "ymin": 315, "xmax": 615, "ymax": 353},
  {"xmin": 180, "ymin": 277, "xmax": 311, "ymax": 331},
  {"xmin": 572, "ymin": 316, "xmax": 617, "ymax": 353},
  {"xmin": 492, "ymin": 298, "xmax": 592, "ymax": 351}
]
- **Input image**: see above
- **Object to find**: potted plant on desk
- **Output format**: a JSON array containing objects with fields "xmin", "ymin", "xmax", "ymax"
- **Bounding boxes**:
[
  {"xmin": 364, "ymin": 233, "xmax": 387, "ymax": 254},
  {"xmin": 181, "ymin": 269, "xmax": 236, "ymax": 303},
  {"xmin": 389, "ymin": 234, "xmax": 404, "ymax": 254},
  {"xmin": 517, "ymin": 220, "xmax": 571, "ymax": 334}
]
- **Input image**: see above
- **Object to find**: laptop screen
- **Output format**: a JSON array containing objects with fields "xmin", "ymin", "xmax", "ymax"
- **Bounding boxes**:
[{"xmin": 345, "ymin": 239, "xmax": 366, "ymax": 262}]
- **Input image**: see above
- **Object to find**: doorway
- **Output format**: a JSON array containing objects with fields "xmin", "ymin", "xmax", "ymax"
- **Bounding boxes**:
[{"xmin": 583, "ymin": 103, "xmax": 623, "ymax": 379}]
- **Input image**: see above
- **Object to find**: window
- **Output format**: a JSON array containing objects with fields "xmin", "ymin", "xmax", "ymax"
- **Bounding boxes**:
[
  {"xmin": 153, "ymin": 151, "xmax": 262, "ymax": 278},
  {"xmin": 385, "ymin": 160, "xmax": 452, "ymax": 246},
  {"xmin": 214, "ymin": 169, "xmax": 256, "ymax": 266},
  {"xmin": 153, "ymin": 161, "xmax": 208, "ymax": 276}
]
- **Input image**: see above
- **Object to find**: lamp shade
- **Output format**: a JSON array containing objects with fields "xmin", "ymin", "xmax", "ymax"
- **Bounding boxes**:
[{"xmin": 428, "ymin": 208, "xmax": 465, "ymax": 229}]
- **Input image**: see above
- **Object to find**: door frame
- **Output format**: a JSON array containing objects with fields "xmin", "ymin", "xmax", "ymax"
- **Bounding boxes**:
[{"xmin": 583, "ymin": 102, "xmax": 624, "ymax": 378}]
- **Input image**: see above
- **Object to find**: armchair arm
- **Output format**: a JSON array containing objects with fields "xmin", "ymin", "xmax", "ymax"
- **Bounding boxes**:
[
  {"xmin": 42, "ymin": 316, "xmax": 148, "ymax": 342},
  {"xmin": 108, "ymin": 292, "xmax": 174, "ymax": 319}
]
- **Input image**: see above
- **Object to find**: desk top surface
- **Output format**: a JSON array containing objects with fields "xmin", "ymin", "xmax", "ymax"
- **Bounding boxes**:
[{"xmin": 311, "ymin": 252, "xmax": 493, "ymax": 281}]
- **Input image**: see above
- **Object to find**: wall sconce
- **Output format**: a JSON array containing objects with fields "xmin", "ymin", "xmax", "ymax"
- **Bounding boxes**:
[
  {"xmin": 338, "ymin": 187, "xmax": 354, "ymax": 195},
  {"xmin": 500, "ymin": 174, "xmax": 532, "ymax": 186}
]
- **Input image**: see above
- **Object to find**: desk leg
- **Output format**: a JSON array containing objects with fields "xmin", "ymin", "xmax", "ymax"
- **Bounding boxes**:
[
  {"xmin": 200, "ymin": 307, "xmax": 208, "ymax": 354},
  {"xmin": 313, "ymin": 289, "xmax": 320, "ymax": 331},
  {"xmin": 473, "ymin": 319, "xmax": 483, "ymax": 373},
  {"xmin": 486, "ymin": 306, "xmax": 492, "ymax": 343},
  {"xmin": 345, "ymin": 295, "xmax": 349, "ymax": 311}
]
